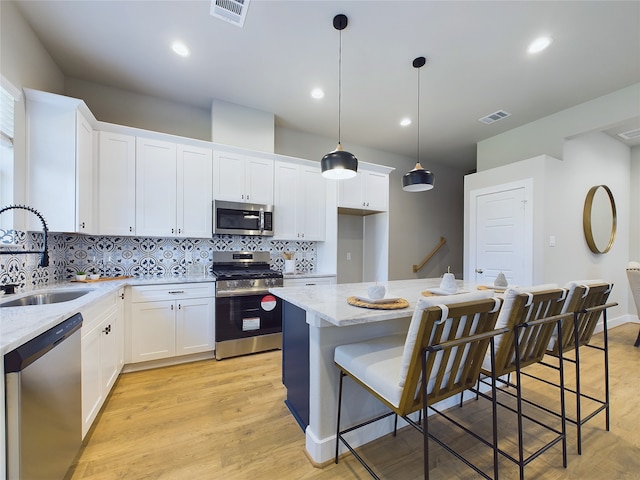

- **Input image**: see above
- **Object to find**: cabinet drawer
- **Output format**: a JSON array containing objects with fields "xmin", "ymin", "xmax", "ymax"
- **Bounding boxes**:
[
  {"xmin": 80, "ymin": 291, "xmax": 118, "ymax": 332},
  {"xmin": 129, "ymin": 283, "xmax": 214, "ymax": 303}
]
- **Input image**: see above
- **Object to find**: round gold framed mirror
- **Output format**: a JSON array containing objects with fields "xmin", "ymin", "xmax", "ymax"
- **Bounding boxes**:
[{"xmin": 583, "ymin": 185, "xmax": 617, "ymax": 254}]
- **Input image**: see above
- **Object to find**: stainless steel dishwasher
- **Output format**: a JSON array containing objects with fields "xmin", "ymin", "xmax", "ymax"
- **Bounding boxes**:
[{"xmin": 4, "ymin": 312, "xmax": 83, "ymax": 480}]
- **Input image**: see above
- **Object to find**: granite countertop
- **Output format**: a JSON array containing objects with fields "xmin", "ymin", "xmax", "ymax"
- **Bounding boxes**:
[
  {"xmin": 0, "ymin": 274, "xmax": 217, "ymax": 355},
  {"xmin": 270, "ymin": 278, "xmax": 479, "ymax": 328}
]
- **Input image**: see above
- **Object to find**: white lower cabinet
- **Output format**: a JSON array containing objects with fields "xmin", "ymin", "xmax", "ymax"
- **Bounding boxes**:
[
  {"xmin": 128, "ymin": 283, "xmax": 215, "ymax": 364},
  {"xmin": 81, "ymin": 288, "xmax": 125, "ymax": 438}
]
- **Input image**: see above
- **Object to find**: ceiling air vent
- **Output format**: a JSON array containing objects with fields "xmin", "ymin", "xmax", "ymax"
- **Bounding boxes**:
[
  {"xmin": 210, "ymin": 0, "xmax": 250, "ymax": 27},
  {"xmin": 618, "ymin": 128, "xmax": 640, "ymax": 141},
  {"xmin": 478, "ymin": 110, "xmax": 511, "ymax": 125}
]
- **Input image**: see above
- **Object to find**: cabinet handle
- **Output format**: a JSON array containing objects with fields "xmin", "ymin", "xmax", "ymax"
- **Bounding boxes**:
[
  {"xmin": 129, "ymin": 226, "xmax": 133, "ymax": 232},
  {"xmin": 102, "ymin": 324, "xmax": 111, "ymax": 334},
  {"xmin": 120, "ymin": 293, "xmax": 125, "ymax": 300},
  {"xmin": 171, "ymin": 228, "xmax": 175, "ymax": 234},
  {"xmin": 178, "ymin": 228, "xmax": 182, "ymax": 234},
  {"xmin": 178, "ymin": 304, "xmax": 182, "ymax": 310},
  {"xmin": 171, "ymin": 304, "xmax": 174, "ymax": 311},
  {"xmin": 168, "ymin": 290, "xmax": 185, "ymax": 294},
  {"xmin": 81, "ymin": 222, "xmax": 85, "ymax": 229}
]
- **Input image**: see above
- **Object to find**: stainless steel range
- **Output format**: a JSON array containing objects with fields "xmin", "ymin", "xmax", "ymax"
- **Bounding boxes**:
[{"xmin": 213, "ymin": 251, "xmax": 283, "ymax": 360}]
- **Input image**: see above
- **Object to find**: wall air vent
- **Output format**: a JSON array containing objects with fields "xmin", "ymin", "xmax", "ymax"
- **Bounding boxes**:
[
  {"xmin": 210, "ymin": 0, "xmax": 250, "ymax": 27},
  {"xmin": 618, "ymin": 128, "xmax": 640, "ymax": 141},
  {"xmin": 478, "ymin": 110, "xmax": 511, "ymax": 125}
]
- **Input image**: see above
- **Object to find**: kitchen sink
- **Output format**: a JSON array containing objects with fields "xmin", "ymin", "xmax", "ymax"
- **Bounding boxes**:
[{"xmin": 0, "ymin": 289, "xmax": 93, "ymax": 308}]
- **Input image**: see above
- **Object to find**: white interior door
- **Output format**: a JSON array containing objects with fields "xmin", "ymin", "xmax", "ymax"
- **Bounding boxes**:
[{"xmin": 470, "ymin": 180, "xmax": 533, "ymax": 287}]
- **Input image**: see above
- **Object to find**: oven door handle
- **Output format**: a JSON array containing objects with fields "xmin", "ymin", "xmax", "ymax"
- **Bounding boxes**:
[{"xmin": 216, "ymin": 289, "xmax": 272, "ymax": 298}]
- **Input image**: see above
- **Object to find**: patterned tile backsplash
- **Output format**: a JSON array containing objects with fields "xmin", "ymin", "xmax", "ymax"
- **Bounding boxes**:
[{"xmin": 0, "ymin": 230, "xmax": 316, "ymax": 288}]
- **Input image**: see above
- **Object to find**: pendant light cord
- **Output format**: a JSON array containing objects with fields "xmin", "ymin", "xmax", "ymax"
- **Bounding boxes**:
[
  {"xmin": 338, "ymin": 27, "xmax": 342, "ymax": 145},
  {"xmin": 417, "ymin": 64, "xmax": 420, "ymax": 164}
]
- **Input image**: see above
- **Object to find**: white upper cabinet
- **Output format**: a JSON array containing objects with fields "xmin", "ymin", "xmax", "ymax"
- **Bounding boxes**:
[
  {"xmin": 338, "ymin": 169, "xmax": 389, "ymax": 213},
  {"xmin": 25, "ymin": 89, "xmax": 96, "ymax": 233},
  {"xmin": 136, "ymin": 138, "xmax": 212, "ymax": 238},
  {"xmin": 136, "ymin": 138, "xmax": 178, "ymax": 237},
  {"xmin": 213, "ymin": 151, "xmax": 274, "ymax": 205},
  {"xmin": 273, "ymin": 160, "xmax": 325, "ymax": 241},
  {"xmin": 177, "ymin": 144, "xmax": 213, "ymax": 239},
  {"xmin": 98, "ymin": 131, "xmax": 136, "ymax": 236}
]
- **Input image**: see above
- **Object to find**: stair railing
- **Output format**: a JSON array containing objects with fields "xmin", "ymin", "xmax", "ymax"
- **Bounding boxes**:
[{"xmin": 412, "ymin": 236, "xmax": 446, "ymax": 273}]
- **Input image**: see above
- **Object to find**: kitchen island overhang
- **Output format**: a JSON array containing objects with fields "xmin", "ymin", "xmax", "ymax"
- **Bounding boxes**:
[{"xmin": 270, "ymin": 278, "xmax": 480, "ymax": 466}]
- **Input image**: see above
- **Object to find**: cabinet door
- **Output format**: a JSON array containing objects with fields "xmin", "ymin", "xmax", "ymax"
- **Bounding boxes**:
[
  {"xmin": 81, "ymin": 321, "xmax": 103, "ymax": 438},
  {"xmin": 98, "ymin": 132, "xmax": 136, "ymax": 235},
  {"xmin": 273, "ymin": 161, "xmax": 299, "ymax": 240},
  {"xmin": 130, "ymin": 300, "xmax": 176, "ymax": 362},
  {"xmin": 101, "ymin": 307, "xmax": 120, "ymax": 393},
  {"xmin": 26, "ymin": 98, "xmax": 77, "ymax": 232},
  {"xmin": 338, "ymin": 174, "xmax": 363, "ymax": 209},
  {"xmin": 364, "ymin": 171, "xmax": 389, "ymax": 211},
  {"xmin": 76, "ymin": 111, "xmax": 95, "ymax": 233},
  {"xmin": 177, "ymin": 145, "xmax": 213, "ymax": 238},
  {"xmin": 300, "ymin": 165, "xmax": 325, "ymax": 241},
  {"xmin": 213, "ymin": 151, "xmax": 246, "ymax": 202},
  {"xmin": 245, "ymin": 156, "xmax": 274, "ymax": 204},
  {"xmin": 176, "ymin": 297, "xmax": 215, "ymax": 355},
  {"xmin": 136, "ymin": 138, "xmax": 177, "ymax": 237}
]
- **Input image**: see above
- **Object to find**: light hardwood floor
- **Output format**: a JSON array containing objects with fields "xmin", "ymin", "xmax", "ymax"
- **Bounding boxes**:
[{"xmin": 69, "ymin": 323, "xmax": 640, "ymax": 479}]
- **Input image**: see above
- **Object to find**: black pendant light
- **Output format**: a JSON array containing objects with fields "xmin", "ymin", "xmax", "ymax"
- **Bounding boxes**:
[
  {"xmin": 402, "ymin": 56, "xmax": 435, "ymax": 192},
  {"xmin": 321, "ymin": 14, "xmax": 358, "ymax": 180}
]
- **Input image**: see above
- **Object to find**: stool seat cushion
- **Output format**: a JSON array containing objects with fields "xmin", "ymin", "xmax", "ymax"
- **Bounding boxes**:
[{"xmin": 335, "ymin": 335, "xmax": 406, "ymax": 407}]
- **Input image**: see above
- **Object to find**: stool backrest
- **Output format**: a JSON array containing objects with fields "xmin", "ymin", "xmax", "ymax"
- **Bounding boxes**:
[
  {"xmin": 627, "ymin": 262, "xmax": 640, "ymax": 317},
  {"xmin": 491, "ymin": 285, "xmax": 567, "ymax": 376},
  {"xmin": 398, "ymin": 291, "xmax": 501, "ymax": 413},
  {"xmin": 548, "ymin": 280, "xmax": 613, "ymax": 354}
]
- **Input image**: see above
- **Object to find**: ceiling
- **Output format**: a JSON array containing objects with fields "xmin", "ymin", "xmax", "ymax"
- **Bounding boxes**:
[{"xmin": 14, "ymin": 0, "xmax": 640, "ymax": 171}]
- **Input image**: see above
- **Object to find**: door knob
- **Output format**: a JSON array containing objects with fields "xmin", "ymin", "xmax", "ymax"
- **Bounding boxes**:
[{"xmin": 475, "ymin": 268, "xmax": 484, "ymax": 274}]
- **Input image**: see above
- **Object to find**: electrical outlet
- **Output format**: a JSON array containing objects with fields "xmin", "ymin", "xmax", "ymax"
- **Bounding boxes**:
[{"xmin": 346, "ymin": 252, "xmax": 351, "ymax": 261}]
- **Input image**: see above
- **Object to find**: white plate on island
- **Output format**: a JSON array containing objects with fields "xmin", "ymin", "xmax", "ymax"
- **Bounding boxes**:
[{"xmin": 354, "ymin": 296, "xmax": 402, "ymax": 304}]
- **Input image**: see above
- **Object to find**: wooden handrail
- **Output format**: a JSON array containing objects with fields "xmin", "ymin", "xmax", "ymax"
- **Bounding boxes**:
[{"xmin": 412, "ymin": 236, "xmax": 446, "ymax": 273}]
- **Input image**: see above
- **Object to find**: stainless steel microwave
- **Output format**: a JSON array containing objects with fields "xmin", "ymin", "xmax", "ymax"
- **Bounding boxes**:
[{"xmin": 213, "ymin": 200, "xmax": 274, "ymax": 236}]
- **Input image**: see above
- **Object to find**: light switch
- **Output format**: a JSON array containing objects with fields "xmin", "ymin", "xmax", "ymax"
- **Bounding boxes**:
[
  {"xmin": 549, "ymin": 235, "xmax": 556, "ymax": 247},
  {"xmin": 346, "ymin": 252, "xmax": 351, "ymax": 260}
]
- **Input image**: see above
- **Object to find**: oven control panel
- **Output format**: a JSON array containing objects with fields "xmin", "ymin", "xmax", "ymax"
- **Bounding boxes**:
[{"xmin": 215, "ymin": 277, "xmax": 283, "ymax": 297}]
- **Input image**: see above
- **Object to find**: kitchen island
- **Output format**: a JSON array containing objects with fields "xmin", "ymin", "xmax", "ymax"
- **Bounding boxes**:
[{"xmin": 270, "ymin": 278, "xmax": 478, "ymax": 466}]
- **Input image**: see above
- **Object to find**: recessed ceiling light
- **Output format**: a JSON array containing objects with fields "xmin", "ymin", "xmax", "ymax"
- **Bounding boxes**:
[
  {"xmin": 528, "ymin": 36, "xmax": 552, "ymax": 54},
  {"xmin": 172, "ymin": 41, "xmax": 190, "ymax": 57},
  {"xmin": 400, "ymin": 118, "xmax": 412, "ymax": 127},
  {"xmin": 311, "ymin": 88, "xmax": 325, "ymax": 99}
]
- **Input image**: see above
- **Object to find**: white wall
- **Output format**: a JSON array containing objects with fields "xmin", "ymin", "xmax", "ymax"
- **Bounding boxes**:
[
  {"xmin": 466, "ymin": 133, "xmax": 631, "ymax": 324},
  {"xmin": 465, "ymin": 154, "xmax": 553, "ymax": 284},
  {"xmin": 65, "ymin": 77, "xmax": 211, "ymax": 141},
  {"xmin": 630, "ymin": 146, "xmax": 640, "ymax": 262},
  {"xmin": 211, "ymin": 98, "xmax": 274, "ymax": 152},
  {"xmin": 477, "ymin": 83, "xmax": 640, "ymax": 171}
]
